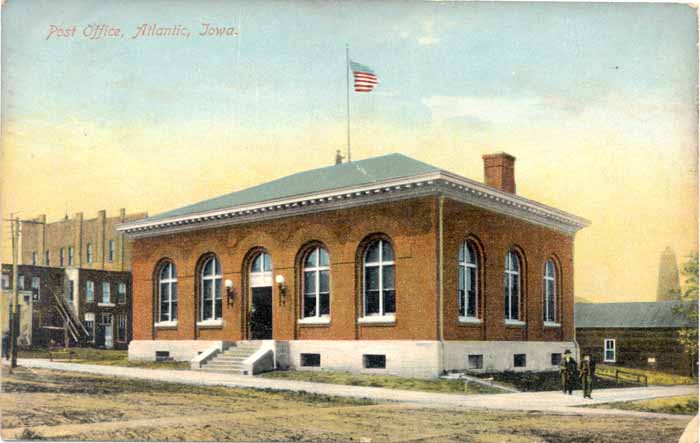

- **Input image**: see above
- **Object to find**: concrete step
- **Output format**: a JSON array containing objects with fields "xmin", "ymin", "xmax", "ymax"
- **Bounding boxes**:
[
  {"xmin": 211, "ymin": 357, "xmax": 247, "ymax": 363},
  {"xmin": 199, "ymin": 368, "xmax": 245, "ymax": 374},
  {"xmin": 203, "ymin": 363, "xmax": 244, "ymax": 370}
]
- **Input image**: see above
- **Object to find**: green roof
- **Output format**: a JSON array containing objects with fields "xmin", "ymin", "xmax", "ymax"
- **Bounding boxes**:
[
  {"xmin": 148, "ymin": 153, "xmax": 440, "ymax": 221},
  {"xmin": 575, "ymin": 301, "xmax": 696, "ymax": 328}
]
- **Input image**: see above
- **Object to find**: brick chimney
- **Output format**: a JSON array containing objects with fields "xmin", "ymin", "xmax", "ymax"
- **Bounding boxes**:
[{"xmin": 482, "ymin": 152, "xmax": 516, "ymax": 193}]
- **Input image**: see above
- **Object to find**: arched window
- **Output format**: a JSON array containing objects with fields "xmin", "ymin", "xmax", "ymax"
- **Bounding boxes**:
[
  {"xmin": 363, "ymin": 239, "xmax": 395, "ymax": 317},
  {"xmin": 543, "ymin": 259, "xmax": 557, "ymax": 323},
  {"xmin": 302, "ymin": 247, "xmax": 330, "ymax": 319},
  {"xmin": 200, "ymin": 256, "xmax": 222, "ymax": 322},
  {"xmin": 504, "ymin": 250, "xmax": 521, "ymax": 321},
  {"xmin": 458, "ymin": 241, "xmax": 479, "ymax": 319},
  {"xmin": 158, "ymin": 261, "xmax": 177, "ymax": 323}
]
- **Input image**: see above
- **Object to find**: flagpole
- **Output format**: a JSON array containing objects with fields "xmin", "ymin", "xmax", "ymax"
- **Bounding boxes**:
[{"xmin": 346, "ymin": 43, "xmax": 351, "ymax": 162}]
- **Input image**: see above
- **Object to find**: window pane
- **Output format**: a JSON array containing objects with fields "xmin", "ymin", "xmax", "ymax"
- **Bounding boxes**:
[
  {"xmin": 305, "ymin": 249, "xmax": 318, "ymax": 268},
  {"xmin": 304, "ymin": 294, "xmax": 316, "ymax": 317},
  {"xmin": 263, "ymin": 253, "xmax": 272, "ymax": 272},
  {"xmin": 203, "ymin": 258, "xmax": 213, "ymax": 276},
  {"xmin": 319, "ymin": 270, "xmax": 329, "ymax": 293},
  {"xmin": 160, "ymin": 301, "xmax": 169, "ymax": 322},
  {"xmin": 467, "ymin": 267, "xmax": 477, "ymax": 317},
  {"xmin": 458, "ymin": 289, "xmax": 465, "ymax": 317},
  {"xmin": 252, "ymin": 255, "xmax": 262, "ymax": 272},
  {"xmin": 459, "ymin": 243, "xmax": 466, "ymax": 262},
  {"xmin": 504, "ymin": 273, "xmax": 510, "ymax": 318},
  {"xmin": 365, "ymin": 241, "xmax": 380, "ymax": 263},
  {"xmin": 304, "ymin": 271, "xmax": 316, "ymax": 295},
  {"xmin": 382, "ymin": 241, "xmax": 394, "ymax": 261},
  {"xmin": 466, "ymin": 243, "xmax": 476, "ymax": 265},
  {"xmin": 214, "ymin": 258, "xmax": 221, "ymax": 275},
  {"xmin": 365, "ymin": 267, "xmax": 379, "ymax": 291},
  {"xmin": 215, "ymin": 278, "xmax": 222, "ymax": 300},
  {"xmin": 383, "ymin": 290, "xmax": 396, "ymax": 314},
  {"xmin": 510, "ymin": 276, "xmax": 519, "ymax": 319},
  {"xmin": 160, "ymin": 282, "xmax": 168, "ymax": 302},
  {"xmin": 203, "ymin": 279, "xmax": 213, "ymax": 301},
  {"xmin": 202, "ymin": 300, "xmax": 212, "ymax": 321},
  {"xmin": 319, "ymin": 292, "xmax": 330, "ymax": 316},
  {"xmin": 319, "ymin": 248, "xmax": 329, "ymax": 267},
  {"xmin": 171, "ymin": 301, "xmax": 178, "ymax": 320},
  {"xmin": 382, "ymin": 265, "xmax": 395, "ymax": 290},
  {"xmin": 214, "ymin": 297, "xmax": 222, "ymax": 320},
  {"xmin": 365, "ymin": 290, "xmax": 380, "ymax": 315},
  {"xmin": 171, "ymin": 283, "xmax": 178, "ymax": 302},
  {"xmin": 458, "ymin": 266, "xmax": 465, "ymax": 291}
]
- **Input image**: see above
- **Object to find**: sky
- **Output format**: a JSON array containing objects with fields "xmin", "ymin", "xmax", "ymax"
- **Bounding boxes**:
[{"xmin": 1, "ymin": 0, "xmax": 697, "ymax": 302}]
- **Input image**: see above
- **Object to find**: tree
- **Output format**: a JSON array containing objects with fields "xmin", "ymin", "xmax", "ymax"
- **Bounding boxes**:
[{"xmin": 672, "ymin": 251, "xmax": 698, "ymax": 376}]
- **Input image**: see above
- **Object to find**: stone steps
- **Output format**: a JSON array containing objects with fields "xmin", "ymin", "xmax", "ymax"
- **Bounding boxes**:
[{"xmin": 198, "ymin": 341, "xmax": 261, "ymax": 374}]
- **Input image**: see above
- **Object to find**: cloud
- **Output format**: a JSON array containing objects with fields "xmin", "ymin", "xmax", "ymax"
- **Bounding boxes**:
[
  {"xmin": 422, "ymin": 95, "xmax": 549, "ymax": 125},
  {"xmin": 417, "ymin": 19, "xmax": 439, "ymax": 46}
]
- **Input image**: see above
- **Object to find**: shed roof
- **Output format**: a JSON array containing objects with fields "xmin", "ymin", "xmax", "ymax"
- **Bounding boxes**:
[{"xmin": 575, "ymin": 301, "xmax": 696, "ymax": 329}]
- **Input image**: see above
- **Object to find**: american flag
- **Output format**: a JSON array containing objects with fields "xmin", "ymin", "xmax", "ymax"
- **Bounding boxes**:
[{"xmin": 349, "ymin": 61, "xmax": 378, "ymax": 93}]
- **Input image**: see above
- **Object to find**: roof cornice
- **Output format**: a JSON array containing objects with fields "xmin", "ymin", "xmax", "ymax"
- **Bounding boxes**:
[{"xmin": 117, "ymin": 171, "xmax": 590, "ymax": 238}]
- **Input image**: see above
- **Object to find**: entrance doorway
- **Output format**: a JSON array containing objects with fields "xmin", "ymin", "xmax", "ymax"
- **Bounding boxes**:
[
  {"xmin": 97, "ymin": 313, "xmax": 113, "ymax": 349},
  {"xmin": 249, "ymin": 252, "xmax": 273, "ymax": 340}
]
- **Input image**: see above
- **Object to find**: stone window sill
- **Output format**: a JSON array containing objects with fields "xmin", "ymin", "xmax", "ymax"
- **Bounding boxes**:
[
  {"xmin": 458, "ymin": 316, "xmax": 482, "ymax": 325},
  {"xmin": 543, "ymin": 321, "xmax": 561, "ymax": 328},
  {"xmin": 298, "ymin": 317, "xmax": 331, "ymax": 326},
  {"xmin": 154, "ymin": 321, "xmax": 178, "ymax": 329},
  {"xmin": 197, "ymin": 320, "xmax": 223, "ymax": 329},
  {"xmin": 98, "ymin": 303, "xmax": 115, "ymax": 307},
  {"xmin": 358, "ymin": 315, "xmax": 395, "ymax": 326},
  {"xmin": 504, "ymin": 319, "xmax": 526, "ymax": 327}
]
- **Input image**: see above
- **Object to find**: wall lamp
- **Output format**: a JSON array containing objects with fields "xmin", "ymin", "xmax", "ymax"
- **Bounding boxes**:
[
  {"xmin": 275, "ymin": 274, "xmax": 287, "ymax": 305},
  {"xmin": 225, "ymin": 279, "xmax": 236, "ymax": 306}
]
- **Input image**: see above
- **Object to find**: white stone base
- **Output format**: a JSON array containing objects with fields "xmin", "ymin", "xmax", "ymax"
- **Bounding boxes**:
[
  {"xmin": 442, "ymin": 340, "xmax": 578, "ymax": 373},
  {"xmin": 128, "ymin": 340, "xmax": 227, "ymax": 362},
  {"xmin": 128, "ymin": 339, "xmax": 577, "ymax": 378}
]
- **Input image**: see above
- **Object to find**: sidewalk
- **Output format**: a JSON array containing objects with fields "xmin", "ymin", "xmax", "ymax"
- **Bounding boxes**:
[{"xmin": 15, "ymin": 358, "xmax": 697, "ymax": 418}]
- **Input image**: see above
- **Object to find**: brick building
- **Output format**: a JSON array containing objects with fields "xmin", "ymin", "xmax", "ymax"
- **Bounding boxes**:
[
  {"xmin": 575, "ymin": 301, "xmax": 697, "ymax": 375},
  {"xmin": 1, "ymin": 264, "xmax": 132, "ymax": 350},
  {"xmin": 20, "ymin": 209, "xmax": 147, "ymax": 272},
  {"xmin": 121, "ymin": 153, "xmax": 589, "ymax": 377}
]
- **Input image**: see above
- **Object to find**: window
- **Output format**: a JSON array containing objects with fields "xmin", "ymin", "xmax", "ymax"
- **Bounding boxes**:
[
  {"xmin": 458, "ymin": 241, "xmax": 479, "ymax": 319},
  {"xmin": 551, "ymin": 353, "xmax": 562, "ymax": 366},
  {"xmin": 200, "ymin": 256, "xmax": 222, "ymax": 322},
  {"xmin": 504, "ymin": 250, "xmax": 521, "ymax": 321},
  {"xmin": 86, "ymin": 280, "xmax": 95, "ymax": 302},
  {"xmin": 117, "ymin": 314, "xmax": 127, "ymax": 341},
  {"xmin": 59, "ymin": 248, "xmax": 65, "ymax": 267},
  {"xmin": 468, "ymin": 354, "xmax": 484, "ymax": 370},
  {"xmin": 84, "ymin": 313, "xmax": 95, "ymax": 338},
  {"xmin": 68, "ymin": 247, "xmax": 74, "ymax": 266},
  {"xmin": 102, "ymin": 282, "xmax": 111, "ymax": 304},
  {"xmin": 18, "ymin": 276, "xmax": 25, "ymax": 290},
  {"xmin": 1, "ymin": 274, "xmax": 9, "ymax": 289},
  {"xmin": 302, "ymin": 247, "xmax": 330, "ymax": 319},
  {"xmin": 543, "ymin": 259, "xmax": 557, "ymax": 323},
  {"xmin": 86, "ymin": 243, "xmax": 93, "ymax": 263},
  {"xmin": 45, "ymin": 250, "xmax": 50, "ymax": 266},
  {"xmin": 118, "ymin": 283, "xmax": 127, "ymax": 304},
  {"xmin": 108, "ymin": 240, "xmax": 115, "ymax": 262},
  {"xmin": 158, "ymin": 261, "xmax": 178, "ymax": 323},
  {"xmin": 514, "ymin": 354, "xmax": 527, "ymax": 368},
  {"xmin": 301, "ymin": 353, "xmax": 321, "ymax": 367},
  {"xmin": 155, "ymin": 351, "xmax": 171, "ymax": 361},
  {"xmin": 362, "ymin": 239, "xmax": 395, "ymax": 318},
  {"xmin": 32, "ymin": 277, "xmax": 40, "ymax": 301},
  {"xmin": 66, "ymin": 280, "xmax": 74, "ymax": 302},
  {"xmin": 31, "ymin": 251, "xmax": 37, "ymax": 266},
  {"xmin": 604, "ymin": 339, "xmax": 616, "ymax": 363},
  {"xmin": 251, "ymin": 252, "xmax": 272, "ymax": 273},
  {"xmin": 363, "ymin": 354, "xmax": 386, "ymax": 369}
]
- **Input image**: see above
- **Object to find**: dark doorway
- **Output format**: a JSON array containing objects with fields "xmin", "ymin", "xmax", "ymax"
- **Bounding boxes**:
[{"xmin": 250, "ymin": 287, "xmax": 272, "ymax": 339}]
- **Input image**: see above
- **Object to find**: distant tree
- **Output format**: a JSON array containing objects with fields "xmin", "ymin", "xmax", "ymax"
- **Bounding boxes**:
[{"xmin": 672, "ymin": 252, "xmax": 698, "ymax": 376}]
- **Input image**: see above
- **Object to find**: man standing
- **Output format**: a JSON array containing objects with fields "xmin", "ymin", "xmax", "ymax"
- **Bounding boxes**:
[
  {"xmin": 560, "ymin": 350, "xmax": 578, "ymax": 394},
  {"xmin": 580, "ymin": 355, "xmax": 596, "ymax": 399}
]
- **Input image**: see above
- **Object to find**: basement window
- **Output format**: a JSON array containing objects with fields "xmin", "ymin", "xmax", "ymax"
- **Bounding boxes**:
[
  {"xmin": 468, "ymin": 354, "xmax": 483, "ymax": 370},
  {"xmin": 300, "ymin": 353, "xmax": 321, "ymax": 367},
  {"xmin": 514, "ymin": 354, "xmax": 527, "ymax": 368},
  {"xmin": 363, "ymin": 354, "xmax": 386, "ymax": 369},
  {"xmin": 551, "ymin": 353, "xmax": 562, "ymax": 366},
  {"xmin": 155, "ymin": 351, "xmax": 171, "ymax": 361}
]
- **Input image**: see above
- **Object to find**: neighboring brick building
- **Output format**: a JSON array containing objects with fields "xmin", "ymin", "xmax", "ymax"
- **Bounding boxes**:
[
  {"xmin": 20, "ymin": 209, "xmax": 147, "ymax": 272},
  {"xmin": 121, "ymin": 153, "xmax": 589, "ymax": 377},
  {"xmin": 575, "ymin": 301, "xmax": 697, "ymax": 376},
  {"xmin": 1, "ymin": 264, "xmax": 132, "ymax": 350}
]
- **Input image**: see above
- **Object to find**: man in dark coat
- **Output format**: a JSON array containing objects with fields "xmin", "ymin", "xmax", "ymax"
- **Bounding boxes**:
[
  {"xmin": 559, "ymin": 350, "xmax": 578, "ymax": 394},
  {"xmin": 579, "ymin": 355, "xmax": 596, "ymax": 399}
]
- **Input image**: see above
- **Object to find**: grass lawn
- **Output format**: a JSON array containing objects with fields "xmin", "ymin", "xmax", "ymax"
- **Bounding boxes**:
[
  {"xmin": 588, "ymin": 395, "xmax": 698, "ymax": 416},
  {"xmin": 17, "ymin": 348, "xmax": 190, "ymax": 370},
  {"xmin": 0, "ymin": 366, "xmax": 692, "ymax": 442},
  {"xmin": 262, "ymin": 369, "xmax": 522, "ymax": 394},
  {"xmin": 596, "ymin": 364, "xmax": 696, "ymax": 386}
]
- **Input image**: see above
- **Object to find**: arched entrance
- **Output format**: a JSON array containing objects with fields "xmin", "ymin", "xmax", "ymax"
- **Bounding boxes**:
[{"xmin": 248, "ymin": 251, "xmax": 273, "ymax": 339}]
